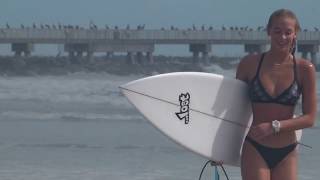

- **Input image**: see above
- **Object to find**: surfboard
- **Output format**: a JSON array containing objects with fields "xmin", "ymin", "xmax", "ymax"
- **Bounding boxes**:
[
  {"xmin": 120, "ymin": 72, "xmax": 303, "ymax": 166},
  {"xmin": 120, "ymin": 72, "xmax": 252, "ymax": 166}
]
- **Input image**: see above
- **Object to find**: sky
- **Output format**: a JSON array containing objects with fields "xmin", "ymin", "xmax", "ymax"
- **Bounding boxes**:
[{"xmin": 1, "ymin": 0, "xmax": 320, "ymax": 56}]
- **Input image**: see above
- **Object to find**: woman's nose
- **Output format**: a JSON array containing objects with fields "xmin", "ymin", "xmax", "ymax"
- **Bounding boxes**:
[{"xmin": 281, "ymin": 34, "xmax": 287, "ymax": 39}]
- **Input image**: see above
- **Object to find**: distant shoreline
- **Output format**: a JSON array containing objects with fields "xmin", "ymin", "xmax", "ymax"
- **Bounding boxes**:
[{"xmin": 0, "ymin": 55, "xmax": 240, "ymax": 76}]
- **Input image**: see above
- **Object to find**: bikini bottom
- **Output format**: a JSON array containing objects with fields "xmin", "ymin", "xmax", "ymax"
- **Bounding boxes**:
[{"xmin": 245, "ymin": 136, "xmax": 297, "ymax": 169}]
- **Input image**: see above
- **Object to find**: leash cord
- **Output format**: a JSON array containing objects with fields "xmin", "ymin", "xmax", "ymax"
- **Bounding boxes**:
[{"xmin": 198, "ymin": 160, "xmax": 230, "ymax": 180}]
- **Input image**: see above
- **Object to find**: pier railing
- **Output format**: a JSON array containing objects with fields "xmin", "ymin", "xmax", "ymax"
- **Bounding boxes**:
[{"xmin": 1, "ymin": 29, "xmax": 319, "ymax": 44}]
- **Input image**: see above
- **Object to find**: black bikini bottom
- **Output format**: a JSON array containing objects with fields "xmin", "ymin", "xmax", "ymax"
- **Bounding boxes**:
[{"xmin": 245, "ymin": 136, "xmax": 297, "ymax": 169}]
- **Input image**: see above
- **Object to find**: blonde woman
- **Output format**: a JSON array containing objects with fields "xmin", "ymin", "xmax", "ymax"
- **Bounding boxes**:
[{"xmin": 236, "ymin": 9, "xmax": 317, "ymax": 180}]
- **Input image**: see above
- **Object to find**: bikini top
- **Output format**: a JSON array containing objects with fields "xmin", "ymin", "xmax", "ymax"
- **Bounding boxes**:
[{"xmin": 248, "ymin": 53, "xmax": 302, "ymax": 106}]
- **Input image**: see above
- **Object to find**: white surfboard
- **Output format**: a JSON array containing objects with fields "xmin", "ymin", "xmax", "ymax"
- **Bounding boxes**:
[
  {"xmin": 120, "ymin": 72, "xmax": 303, "ymax": 167},
  {"xmin": 120, "ymin": 72, "xmax": 252, "ymax": 166}
]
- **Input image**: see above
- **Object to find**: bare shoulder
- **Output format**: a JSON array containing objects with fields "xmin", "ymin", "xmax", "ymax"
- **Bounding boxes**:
[
  {"xmin": 296, "ymin": 58, "xmax": 316, "ymax": 83},
  {"xmin": 236, "ymin": 53, "xmax": 261, "ymax": 82},
  {"xmin": 296, "ymin": 58, "xmax": 315, "ymax": 68},
  {"xmin": 296, "ymin": 58, "xmax": 316, "ymax": 74},
  {"xmin": 237, "ymin": 54, "xmax": 261, "ymax": 71},
  {"xmin": 239, "ymin": 54, "xmax": 260, "ymax": 65}
]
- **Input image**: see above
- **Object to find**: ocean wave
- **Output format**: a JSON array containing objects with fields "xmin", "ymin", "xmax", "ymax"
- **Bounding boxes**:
[
  {"xmin": 10, "ymin": 143, "xmax": 185, "ymax": 153},
  {"xmin": 15, "ymin": 143, "xmax": 104, "ymax": 149},
  {"xmin": 0, "ymin": 56, "xmax": 238, "ymax": 76},
  {"xmin": 114, "ymin": 145, "xmax": 186, "ymax": 153},
  {"xmin": 0, "ymin": 73, "xmax": 138, "ymax": 106},
  {"xmin": 0, "ymin": 111, "xmax": 143, "ymax": 122}
]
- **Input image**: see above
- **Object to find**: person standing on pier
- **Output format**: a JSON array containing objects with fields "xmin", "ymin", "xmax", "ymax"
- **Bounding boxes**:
[{"xmin": 236, "ymin": 9, "xmax": 317, "ymax": 180}]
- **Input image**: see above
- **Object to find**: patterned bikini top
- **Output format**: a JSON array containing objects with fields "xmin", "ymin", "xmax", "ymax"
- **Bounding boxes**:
[{"xmin": 248, "ymin": 53, "xmax": 302, "ymax": 106}]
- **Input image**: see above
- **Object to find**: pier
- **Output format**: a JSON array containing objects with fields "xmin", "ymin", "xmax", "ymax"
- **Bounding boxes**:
[{"xmin": 1, "ymin": 28, "xmax": 320, "ymax": 66}]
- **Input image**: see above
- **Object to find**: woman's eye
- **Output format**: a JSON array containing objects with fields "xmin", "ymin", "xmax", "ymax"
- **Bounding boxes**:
[{"xmin": 286, "ymin": 31, "xmax": 293, "ymax": 36}]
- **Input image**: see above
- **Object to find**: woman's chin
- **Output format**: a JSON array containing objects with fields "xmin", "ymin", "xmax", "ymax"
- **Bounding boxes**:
[{"xmin": 274, "ymin": 46, "xmax": 290, "ymax": 53}]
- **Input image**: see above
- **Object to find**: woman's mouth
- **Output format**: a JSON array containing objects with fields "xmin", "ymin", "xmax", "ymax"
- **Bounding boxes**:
[{"xmin": 276, "ymin": 41, "xmax": 289, "ymax": 48}]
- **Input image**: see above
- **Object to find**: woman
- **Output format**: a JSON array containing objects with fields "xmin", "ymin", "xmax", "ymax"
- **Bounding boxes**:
[{"xmin": 236, "ymin": 9, "xmax": 317, "ymax": 180}]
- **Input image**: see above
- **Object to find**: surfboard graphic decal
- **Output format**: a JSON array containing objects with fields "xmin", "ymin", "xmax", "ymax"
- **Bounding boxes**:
[{"xmin": 175, "ymin": 92, "xmax": 190, "ymax": 124}]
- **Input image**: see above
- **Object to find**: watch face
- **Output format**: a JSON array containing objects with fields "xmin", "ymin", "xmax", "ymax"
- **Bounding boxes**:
[{"xmin": 272, "ymin": 120, "xmax": 280, "ymax": 133}]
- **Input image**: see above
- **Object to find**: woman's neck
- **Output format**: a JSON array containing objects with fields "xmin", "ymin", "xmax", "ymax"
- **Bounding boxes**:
[{"xmin": 266, "ymin": 49, "xmax": 292, "ymax": 65}]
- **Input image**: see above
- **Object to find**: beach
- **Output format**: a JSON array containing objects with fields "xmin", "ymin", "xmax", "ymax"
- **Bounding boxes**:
[{"xmin": 0, "ymin": 57, "xmax": 318, "ymax": 180}]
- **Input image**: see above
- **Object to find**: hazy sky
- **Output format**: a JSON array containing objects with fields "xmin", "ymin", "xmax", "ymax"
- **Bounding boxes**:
[{"xmin": 1, "ymin": 0, "xmax": 320, "ymax": 56}]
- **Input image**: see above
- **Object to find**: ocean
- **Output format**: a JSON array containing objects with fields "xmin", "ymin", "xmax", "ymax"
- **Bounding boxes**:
[{"xmin": 0, "ymin": 63, "xmax": 318, "ymax": 180}]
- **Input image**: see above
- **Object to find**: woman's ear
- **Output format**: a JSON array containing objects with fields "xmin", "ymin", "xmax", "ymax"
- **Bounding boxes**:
[
  {"xmin": 291, "ymin": 38, "xmax": 297, "ymax": 55},
  {"xmin": 293, "ymin": 37, "xmax": 297, "ymax": 45}
]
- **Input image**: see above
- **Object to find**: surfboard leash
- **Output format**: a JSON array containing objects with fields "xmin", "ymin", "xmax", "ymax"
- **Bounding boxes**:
[
  {"xmin": 297, "ymin": 142, "xmax": 312, "ymax": 149},
  {"xmin": 198, "ymin": 160, "xmax": 230, "ymax": 180}
]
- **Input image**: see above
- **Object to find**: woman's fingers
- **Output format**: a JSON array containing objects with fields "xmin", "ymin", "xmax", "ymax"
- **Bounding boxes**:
[{"xmin": 249, "ymin": 122, "xmax": 273, "ymax": 140}]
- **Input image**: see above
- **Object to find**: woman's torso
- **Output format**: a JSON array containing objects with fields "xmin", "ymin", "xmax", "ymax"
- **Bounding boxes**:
[{"xmin": 246, "ymin": 53, "xmax": 302, "ymax": 147}]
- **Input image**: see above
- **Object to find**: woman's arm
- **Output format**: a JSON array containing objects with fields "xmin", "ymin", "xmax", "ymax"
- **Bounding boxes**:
[
  {"xmin": 280, "ymin": 60, "xmax": 317, "ymax": 131},
  {"xmin": 236, "ymin": 55, "xmax": 252, "ymax": 83}
]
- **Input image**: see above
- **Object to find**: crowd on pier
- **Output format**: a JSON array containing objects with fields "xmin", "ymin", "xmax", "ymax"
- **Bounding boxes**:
[{"xmin": 2, "ymin": 22, "xmax": 319, "ymax": 32}]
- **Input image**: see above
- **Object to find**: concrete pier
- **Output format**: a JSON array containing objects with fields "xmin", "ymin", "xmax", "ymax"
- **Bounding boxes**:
[
  {"xmin": 11, "ymin": 43, "xmax": 34, "ymax": 57},
  {"xmin": 192, "ymin": 51, "xmax": 200, "ymax": 64},
  {"xmin": 0, "ymin": 28, "xmax": 320, "ymax": 67},
  {"xmin": 146, "ymin": 52, "xmax": 154, "ymax": 64},
  {"xmin": 202, "ymin": 51, "xmax": 209, "ymax": 64},
  {"xmin": 106, "ymin": 52, "xmax": 114, "ymax": 59},
  {"xmin": 87, "ymin": 51, "xmax": 94, "ymax": 62},
  {"xmin": 126, "ymin": 52, "xmax": 135, "ymax": 64},
  {"xmin": 244, "ymin": 44, "xmax": 267, "ymax": 54},
  {"xmin": 76, "ymin": 51, "xmax": 83, "ymax": 58},
  {"xmin": 189, "ymin": 44, "xmax": 211, "ymax": 64},
  {"xmin": 298, "ymin": 44, "xmax": 319, "ymax": 66}
]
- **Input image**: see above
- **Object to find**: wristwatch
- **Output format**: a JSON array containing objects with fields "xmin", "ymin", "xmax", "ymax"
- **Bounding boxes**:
[{"xmin": 272, "ymin": 120, "xmax": 281, "ymax": 134}]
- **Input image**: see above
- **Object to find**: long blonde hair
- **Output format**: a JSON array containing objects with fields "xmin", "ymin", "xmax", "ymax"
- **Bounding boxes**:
[{"xmin": 267, "ymin": 9, "xmax": 301, "ymax": 33}]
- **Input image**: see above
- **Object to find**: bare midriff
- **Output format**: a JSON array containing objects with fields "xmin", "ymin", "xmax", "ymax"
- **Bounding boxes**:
[{"xmin": 250, "ymin": 103, "xmax": 297, "ymax": 147}]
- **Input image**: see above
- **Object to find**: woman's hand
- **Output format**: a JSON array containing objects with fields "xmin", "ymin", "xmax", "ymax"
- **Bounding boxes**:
[{"xmin": 248, "ymin": 122, "xmax": 274, "ymax": 140}]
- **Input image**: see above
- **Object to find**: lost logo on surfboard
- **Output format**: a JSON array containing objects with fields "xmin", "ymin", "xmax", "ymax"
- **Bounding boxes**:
[{"xmin": 175, "ymin": 93, "xmax": 190, "ymax": 124}]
